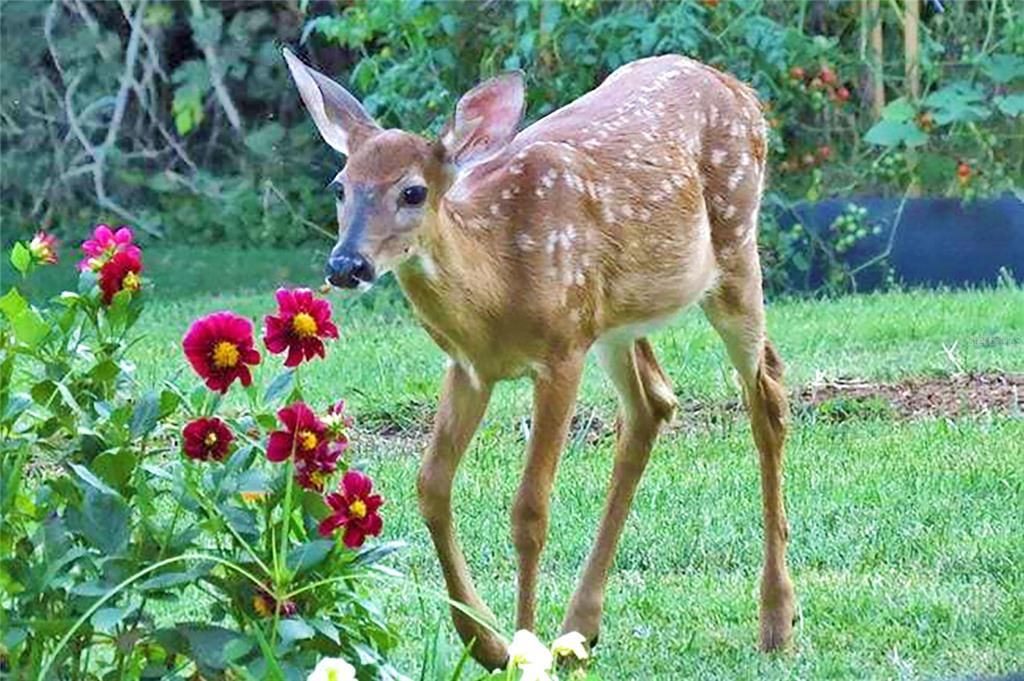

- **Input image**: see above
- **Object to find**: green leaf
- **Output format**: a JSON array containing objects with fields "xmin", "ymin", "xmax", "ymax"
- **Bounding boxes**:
[
  {"xmin": 350, "ymin": 540, "xmax": 405, "ymax": 568},
  {"xmin": 863, "ymin": 120, "xmax": 928, "ymax": 148},
  {"xmin": 881, "ymin": 97, "xmax": 916, "ymax": 123},
  {"xmin": 981, "ymin": 54, "xmax": 1024, "ymax": 84},
  {"xmin": 10, "ymin": 307, "xmax": 49, "ymax": 348},
  {"xmin": 158, "ymin": 389, "xmax": 182, "ymax": 419},
  {"xmin": 286, "ymin": 539, "xmax": 334, "ymax": 575},
  {"xmin": 275, "ymin": 618, "xmax": 315, "ymax": 648},
  {"xmin": 995, "ymin": 93, "xmax": 1024, "ymax": 117},
  {"xmin": 68, "ymin": 487, "xmax": 130, "ymax": 555},
  {"xmin": 308, "ymin": 618, "xmax": 340, "ymax": 644},
  {"xmin": 0, "ymin": 288, "xmax": 28, "ymax": 318},
  {"xmin": 131, "ymin": 390, "xmax": 161, "ymax": 438},
  {"xmin": 924, "ymin": 81, "xmax": 990, "ymax": 125},
  {"xmin": 179, "ymin": 625, "xmax": 253, "ymax": 671},
  {"xmin": 138, "ymin": 563, "xmax": 212, "ymax": 592},
  {"xmin": 68, "ymin": 462, "xmax": 120, "ymax": 497},
  {"xmin": 244, "ymin": 123, "xmax": 285, "ymax": 157},
  {"xmin": 263, "ymin": 370, "xmax": 294, "ymax": 405},
  {"xmin": 92, "ymin": 606, "xmax": 129, "ymax": 632},
  {"xmin": 10, "ymin": 242, "xmax": 31, "ymax": 274},
  {"xmin": 92, "ymin": 449, "xmax": 137, "ymax": 491}
]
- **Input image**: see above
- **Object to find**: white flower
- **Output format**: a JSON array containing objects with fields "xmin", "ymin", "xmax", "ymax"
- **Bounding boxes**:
[
  {"xmin": 307, "ymin": 657, "xmax": 356, "ymax": 681},
  {"xmin": 508, "ymin": 630, "xmax": 553, "ymax": 681},
  {"xmin": 550, "ymin": 631, "xmax": 589, "ymax": 661}
]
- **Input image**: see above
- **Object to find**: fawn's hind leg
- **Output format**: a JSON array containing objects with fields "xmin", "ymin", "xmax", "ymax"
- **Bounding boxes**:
[
  {"xmin": 702, "ymin": 246, "xmax": 796, "ymax": 652},
  {"xmin": 561, "ymin": 337, "xmax": 677, "ymax": 643}
]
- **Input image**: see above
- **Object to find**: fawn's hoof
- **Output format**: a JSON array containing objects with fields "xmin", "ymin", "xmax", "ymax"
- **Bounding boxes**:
[{"xmin": 758, "ymin": 602, "xmax": 795, "ymax": 652}]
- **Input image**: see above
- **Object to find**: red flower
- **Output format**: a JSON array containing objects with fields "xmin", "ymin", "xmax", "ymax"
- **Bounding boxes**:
[
  {"xmin": 294, "ymin": 445, "xmax": 341, "ymax": 492},
  {"xmin": 266, "ymin": 402, "xmax": 327, "ymax": 463},
  {"xmin": 98, "ymin": 250, "xmax": 143, "ymax": 304},
  {"xmin": 318, "ymin": 471, "xmax": 383, "ymax": 548},
  {"xmin": 79, "ymin": 224, "xmax": 141, "ymax": 272},
  {"xmin": 28, "ymin": 231, "xmax": 59, "ymax": 265},
  {"xmin": 263, "ymin": 288, "xmax": 339, "ymax": 367},
  {"xmin": 182, "ymin": 312, "xmax": 262, "ymax": 393},
  {"xmin": 182, "ymin": 417, "xmax": 233, "ymax": 461}
]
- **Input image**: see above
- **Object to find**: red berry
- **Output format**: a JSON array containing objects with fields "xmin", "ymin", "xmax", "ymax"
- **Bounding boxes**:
[
  {"xmin": 835, "ymin": 86, "xmax": 850, "ymax": 102},
  {"xmin": 957, "ymin": 162, "xmax": 971, "ymax": 179},
  {"xmin": 820, "ymin": 65, "xmax": 837, "ymax": 85},
  {"xmin": 818, "ymin": 145, "xmax": 832, "ymax": 161},
  {"xmin": 789, "ymin": 66, "xmax": 805, "ymax": 81}
]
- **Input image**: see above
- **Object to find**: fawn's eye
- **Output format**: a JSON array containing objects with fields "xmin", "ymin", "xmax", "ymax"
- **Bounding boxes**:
[
  {"xmin": 330, "ymin": 181, "xmax": 345, "ymax": 202},
  {"xmin": 401, "ymin": 185, "xmax": 428, "ymax": 207}
]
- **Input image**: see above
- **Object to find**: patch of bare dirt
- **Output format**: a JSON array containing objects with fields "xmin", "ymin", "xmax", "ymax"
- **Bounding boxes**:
[
  {"xmin": 800, "ymin": 371, "xmax": 1023, "ymax": 420},
  {"xmin": 360, "ymin": 372, "xmax": 1023, "ymax": 446}
]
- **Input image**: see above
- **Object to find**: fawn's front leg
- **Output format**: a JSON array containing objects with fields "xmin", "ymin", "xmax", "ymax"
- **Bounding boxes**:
[
  {"xmin": 513, "ymin": 356, "xmax": 585, "ymax": 632},
  {"xmin": 418, "ymin": 362, "xmax": 507, "ymax": 669}
]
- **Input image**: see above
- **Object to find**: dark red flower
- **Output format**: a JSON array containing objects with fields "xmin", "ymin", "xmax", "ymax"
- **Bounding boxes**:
[
  {"xmin": 294, "ymin": 445, "xmax": 341, "ymax": 492},
  {"xmin": 266, "ymin": 402, "xmax": 327, "ymax": 463},
  {"xmin": 318, "ymin": 471, "xmax": 383, "ymax": 548},
  {"xmin": 98, "ymin": 250, "xmax": 143, "ymax": 304},
  {"xmin": 263, "ymin": 288, "xmax": 339, "ymax": 368},
  {"xmin": 182, "ymin": 312, "xmax": 262, "ymax": 394},
  {"xmin": 182, "ymin": 417, "xmax": 233, "ymax": 461}
]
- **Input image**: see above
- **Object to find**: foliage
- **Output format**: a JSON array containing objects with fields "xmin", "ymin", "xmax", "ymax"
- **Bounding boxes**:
[
  {"xmin": 0, "ymin": 230, "xmax": 405, "ymax": 679},
  {"xmin": 0, "ymin": 0, "xmax": 1021, "ymax": 294}
]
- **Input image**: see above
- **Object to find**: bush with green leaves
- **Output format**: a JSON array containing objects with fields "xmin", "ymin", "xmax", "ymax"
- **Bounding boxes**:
[
  {"xmin": 0, "ymin": 228, "xmax": 406, "ymax": 679},
  {"xmin": 0, "ymin": 0, "xmax": 1020, "ymax": 296}
]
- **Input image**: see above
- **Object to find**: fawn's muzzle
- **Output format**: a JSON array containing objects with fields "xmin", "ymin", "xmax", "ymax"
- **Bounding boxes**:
[{"xmin": 325, "ymin": 251, "xmax": 375, "ymax": 289}]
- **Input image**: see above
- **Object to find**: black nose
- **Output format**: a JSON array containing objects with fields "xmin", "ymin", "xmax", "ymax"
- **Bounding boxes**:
[{"xmin": 325, "ymin": 253, "xmax": 375, "ymax": 289}]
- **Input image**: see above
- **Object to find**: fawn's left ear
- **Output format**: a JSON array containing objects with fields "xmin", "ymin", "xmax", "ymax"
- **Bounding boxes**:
[
  {"xmin": 283, "ymin": 47, "xmax": 380, "ymax": 156},
  {"xmin": 440, "ymin": 72, "xmax": 525, "ymax": 167}
]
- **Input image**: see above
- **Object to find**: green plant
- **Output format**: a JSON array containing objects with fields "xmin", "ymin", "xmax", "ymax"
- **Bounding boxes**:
[{"xmin": 0, "ymin": 228, "xmax": 405, "ymax": 679}]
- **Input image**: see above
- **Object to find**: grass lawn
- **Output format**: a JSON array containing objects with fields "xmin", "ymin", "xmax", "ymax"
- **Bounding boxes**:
[{"xmin": 118, "ymin": 247, "xmax": 1024, "ymax": 679}]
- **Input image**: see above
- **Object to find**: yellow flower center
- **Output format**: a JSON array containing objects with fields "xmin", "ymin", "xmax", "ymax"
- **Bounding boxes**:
[
  {"xmin": 204, "ymin": 431, "xmax": 218, "ymax": 446},
  {"xmin": 252, "ymin": 595, "xmax": 272, "ymax": 618},
  {"xmin": 348, "ymin": 499, "xmax": 367, "ymax": 519},
  {"xmin": 123, "ymin": 271, "xmax": 141, "ymax": 291},
  {"xmin": 298, "ymin": 430, "xmax": 318, "ymax": 451},
  {"xmin": 211, "ymin": 341, "xmax": 240, "ymax": 369},
  {"xmin": 292, "ymin": 312, "xmax": 318, "ymax": 338}
]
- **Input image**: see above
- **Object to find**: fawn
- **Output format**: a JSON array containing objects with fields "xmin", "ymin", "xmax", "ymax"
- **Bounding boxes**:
[{"xmin": 284, "ymin": 48, "xmax": 795, "ymax": 669}]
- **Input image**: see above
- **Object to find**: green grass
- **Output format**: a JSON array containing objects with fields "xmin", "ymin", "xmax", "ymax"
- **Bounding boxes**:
[{"xmin": 114, "ymin": 247, "xmax": 1024, "ymax": 678}]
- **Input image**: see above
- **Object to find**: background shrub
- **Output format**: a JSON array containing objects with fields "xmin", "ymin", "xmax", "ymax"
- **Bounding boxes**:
[{"xmin": 1, "ymin": 0, "xmax": 1021, "ymax": 291}]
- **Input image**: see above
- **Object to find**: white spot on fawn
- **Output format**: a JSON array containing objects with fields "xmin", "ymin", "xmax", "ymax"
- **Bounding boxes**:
[{"xmin": 711, "ymin": 149, "xmax": 728, "ymax": 166}]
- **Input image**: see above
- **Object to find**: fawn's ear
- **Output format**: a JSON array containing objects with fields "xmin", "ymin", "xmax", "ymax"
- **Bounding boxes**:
[
  {"xmin": 283, "ymin": 48, "xmax": 380, "ymax": 156},
  {"xmin": 441, "ymin": 72, "xmax": 525, "ymax": 167}
]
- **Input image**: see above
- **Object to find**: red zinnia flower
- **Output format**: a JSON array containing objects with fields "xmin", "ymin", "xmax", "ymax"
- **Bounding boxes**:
[
  {"xmin": 28, "ymin": 231, "xmax": 59, "ymax": 265},
  {"xmin": 318, "ymin": 471, "xmax": 383, "ymax": 548},
  {"xmin": 182, "ymin": 312, "xmax": 262, "ymax": 394},
  {"xmin": 294, "ymin": 445, "xmax": 341, "ymax": 492},
  {"xmin": 98, "ymin": 250, "xmax": 143, "ymax": 304},
  {"xmin": 182, "ymin": 417, "xmax": 233, "ymax": 461},
  {"xmin": 79, "ymin": 224, "xmax": 141, "ymax": 271},
  {"xmin": 266, "ymin": 402, "xmax": 327, "ymax": 463},
  {"xmin": 263, "ymin": 288, "xmax": 339, "ymax": 367}
]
